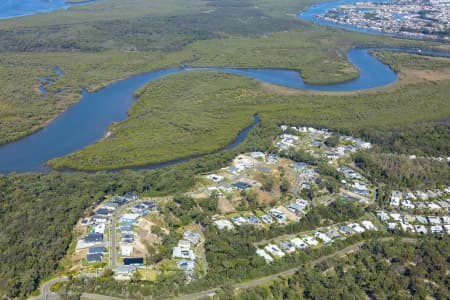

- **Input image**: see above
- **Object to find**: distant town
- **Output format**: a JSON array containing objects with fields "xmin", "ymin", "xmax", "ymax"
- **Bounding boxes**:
[{"xmin": 319, "ymin": 0, "xmax": 449, "ymax": 41}]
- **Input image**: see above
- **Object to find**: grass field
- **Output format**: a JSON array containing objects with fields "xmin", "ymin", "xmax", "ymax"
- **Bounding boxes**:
[{"xmin": 48, "ymin": 52, "xmax": 450, "ymax": 170}]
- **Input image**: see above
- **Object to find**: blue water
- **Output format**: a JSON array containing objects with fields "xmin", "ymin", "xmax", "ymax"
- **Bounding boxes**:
[
  {"xmin": 0, "ymin": 48, "xmax": 400, "ymax": 173},
  {"xmin": 1, "ymin": 46, "xmax": 450, "ymax": 173},
  {"xmin": 38, "ymin": 66, "xmax": 65, "ymax": 97},
  {"xmin": 0, "ymin": 0, "xmax": 98, "ymax": 19}
]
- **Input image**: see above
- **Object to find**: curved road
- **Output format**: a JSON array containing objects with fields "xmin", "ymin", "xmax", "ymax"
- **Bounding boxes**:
[{"xmin": 33, "ymin": 237, "xmax": 415, "ymax": 300}]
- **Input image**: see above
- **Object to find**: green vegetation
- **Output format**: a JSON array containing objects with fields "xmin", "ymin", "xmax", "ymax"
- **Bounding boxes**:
[
  {"xmin": 354, "ymin": 151, "xmax": 450, "ymax": 189},
  {"xmin": 374, "ymin": 51, "xmax": 450, "ymax": 72},
  {"xmin": 0, "ymin": 0, "xmax": 444, "ymax": 146},
  {"xmin": 49, "ymin": 62, "xmax": 450, "ymax": 170},
  {"xmin": 232, "ymin": 237, "xmax": 450, "ymax": 299},
  {"xmin": 57, "ymin": 200, "xmax": 373, "ymax": 298},
  {"xmin": 1, "ymin": 0, "xmax": 450, "ymax": 298}
]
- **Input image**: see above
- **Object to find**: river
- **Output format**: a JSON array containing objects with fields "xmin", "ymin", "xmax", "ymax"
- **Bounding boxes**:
[
  {"xmin": 0, "ymin": 0, "xmax": 98, "ymax": 20},
  {"xmin": 0, "ymin": 0, "xmax": 449, "ymax": 173}
]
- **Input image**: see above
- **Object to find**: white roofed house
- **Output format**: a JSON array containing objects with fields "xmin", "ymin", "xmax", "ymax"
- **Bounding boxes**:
[
  {"xmin": 348, "ymin": 223, "xmax": 366, "ymax": 233},
  {"xmin": 361, "ymin": 221, "xmax": 377, "ymax": 231},
  {"xmin": 416, "ymin": 191, "xmax": 428, "ymax": 200},
  {"xmin": 390, "ymin": 191, "xmax": 402, "ymax": 208},
  {"xmin": 206, "ymin": 174, "xmax": 224, "ymax": 182},
  {"xmin": 172, "ymin": 246, "xmax": 196, "ymax": 260},
  {"xmin": 401, "ymin": 199, "xmax": 415, "ymax": 209},
  {"xmin": 415, "ymin": 215, "xmax": 428, "ymax": 224},
  {"xmin": 414, "ymin": 225, "xmax": 428, "ymax": 234},
  {"xmin": 214, "ymin": 219, "xmax": 234, "ymax": 230},
  {"xmin": 386, "ymin": 222, "xmax": 398, "ymax": 231},
  {"xmin": 426, "ymin": 202, "xmax": 441, "ymax": 210},
  {"xmin": 376, "ymin": 211, "xmax": 390, "ymax": 221},
  {"xmin": 441, "ymin": 216, "xmax": 450, "ymax": 225},
  {"xmin": 121, "ymin": 245, "xmax": 133, "ymax": 257},
  {"xmin": 303, "ymin": 236, "xmax": 319, "ymax": 246},
  {"xmin": 291, "ymin": 238, "xmax": 308, "ymax": 249},
  {"xmin": 399, "ymin": 221, "xmax": 415, "ymax": 233},
  {"xmin": 390, "ymin": 213, "xmax": 402, "ymax": 222},
  {"xmin": 314, "ymin": 232, "xmax": 333, "ymax": 245},
  {"xmin": 428, "ymin": 216, "xmax": 441, "ymax": 225},
  {"xmin": 264, "ymin": 244, "xmax": 285, "ymax": 258},
  {"xmin": 430, "ymin": 225, "xmax": 444, "ymax": 234},
  {"xmin": 250, "ymin": 151, "xmax": 266, "ymax": 161},
  {"xmin": 256, "ymin": 249, "xmax": 273, "ymax": 263}
]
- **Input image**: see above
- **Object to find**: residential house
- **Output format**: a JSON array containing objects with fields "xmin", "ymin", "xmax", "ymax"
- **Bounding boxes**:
[
  {"xmin": 314, "ymin": 232, "xmax": 332, "ymax": 245},
  {"xmin": 184, "ymin": 231, "xmax": 202, "ymax": 244},
  {"xmin": 264, "ymin": 244, "xmax": 285, "ymax": 258},
  {"xmin": 415, "ymin": 215, "xmax": 428, "ymax": 224},
  {"xmin": 278, "ymin": 240, "xmax": 296, "ymax": 253},
  {"xmin": 303, "ymin": 236, "xmax": 319, "ymax": 246},
  {"xmin": 88, "ymin": 246, "xmax": 107, "ymax": 254},
  {"xmin": 121, "ymin": 245, "xmax": 133, "ymax": 257},
  {"xmin": 414, "ymin": 225, "xmax": 427, "ymax": 234},
  {"xmin": 348, "ymin": 223, "xmax": 366, "ymax": 233},
  {"xmin": 376, "ymin": 211, "xmax": 390, "ymax": 221},
  {"xmin": 428, "ymin": 216, "xmax": 441, "ymax": 225},
  {"xmin": 123, "ymin": 192, "xmax": 139, "ymax": 201},
  {"xmin": 84, "ymin": 233, "xmax": 103, "ymax": 243},
  {"xmin": 291, "ymin": 238, "xmax": 308, "ymax": 249},
  {"xmin": 246, "ymin": 215, "xmax": 261, "ymax": 225},
  {"xmin": 206, "ymin": 174, "xmax": 224, "ymax": 182},
  {"xmin": 116, "ymin": 265, "xmax": 136, "ymax": 276},
  {"xmin": 261, "ymin": 214, "xmax": 274, "ymax": 224},
  {"xmin": 214, "ymin": 220, "xmax": 234, "ymax": 230},
  {"xmin": 256, "ymin": 249, "xmax": 273, "ymax": 263},
  {"xmin": 123, "ymin": 257, "xmax": 144, "ymax": 266},
  {"xmin": 430, "ymin": 225, "xmax": 444, "ymax": 234},
  {"xmin": 361, "ymin": 221, "xmax": 377, "ymax": 231},
  {"xmin": 86, "ymin": 253, "xmax": 102, "ymax": 263}
]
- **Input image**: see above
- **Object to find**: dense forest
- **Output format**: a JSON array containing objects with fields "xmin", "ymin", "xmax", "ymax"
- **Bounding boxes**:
[
  {"xmin": 228, "ymin": 237, "xmax": 450, "ymax": 299},
  {"xmin": 354, "ymin": 150, "xmax": 450, "ymax": 188}
]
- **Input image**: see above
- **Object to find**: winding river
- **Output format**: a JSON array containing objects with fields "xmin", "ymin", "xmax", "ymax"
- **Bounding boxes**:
[
  {"xmin": 0, "ymin": 0, "xmax": 98, "ymax": 19},
  {"xmin": 0, "ymin": 2, "xmax": 449, "ymax": 173}
]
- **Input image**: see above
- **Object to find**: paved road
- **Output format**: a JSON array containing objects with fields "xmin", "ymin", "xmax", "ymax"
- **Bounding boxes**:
[
  {"xmin": 111, "ymin": 216, "xmax": 117, "ymax": 268},
  {"xmin": 30, "ymin": 277, "xmax": 68, "ymax": 300},
  {"xmin": 33, "ymin": 237, "xmax": 416, "ymax": 300},
  {"xmin": 172, "ymin": 240, "xmax": 368, "ymax": 300},
  {"xmin": 172, "ymin": 237, "xmax": 416, "ymax": 300}
]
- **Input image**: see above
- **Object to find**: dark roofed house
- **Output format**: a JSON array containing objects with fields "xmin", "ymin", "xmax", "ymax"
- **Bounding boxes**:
[
  {"xmin": 84, "ymin": 233, "xmax": 103, "ymax": 243},
  {"xmin": 96, "ymin": 208, "xmax": 110, "ymax": 216},
  {"xmin": 112, "ymin": 196, "xmax": 128, "ymax": 205},
  {"xmin": 124, "ymin": 192, "xmax": 139, "ymax": 201},
  {"xmin": 86, "ymin": 253, "xmax": 102, "ymax": 263},
  {"xmin": 143, "ymin": 201, "xmax": 156, "ymax": 210},
  {"xmin": 123, "ymin": 257, "xmax": 144, "ymax": 266},
  {"xmin": 233, "ymin": 182, "xmax": 251, "ymax": 190},
  {"xmin": 257, "ymin": 167, "xmax": 272, "ymax": 174},
  {"xmin": 88, "ymin": 246, "xmax": 107, "ymax": 254}
]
